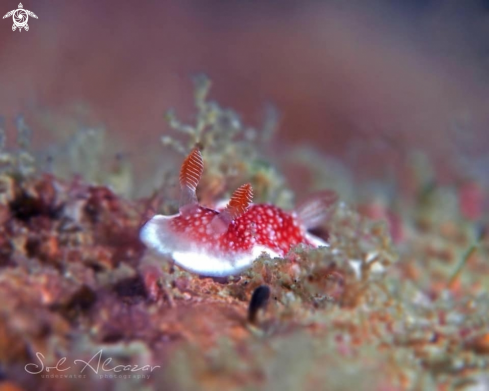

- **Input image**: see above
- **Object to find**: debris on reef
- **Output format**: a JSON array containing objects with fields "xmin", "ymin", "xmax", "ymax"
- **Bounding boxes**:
[
  {"xmin": 0, "ymin": 81, "xmax": 488, "ymax": 391},
  {"xmin": 248, "ymin": 285, "xmax": 270, "ymax": 324}
]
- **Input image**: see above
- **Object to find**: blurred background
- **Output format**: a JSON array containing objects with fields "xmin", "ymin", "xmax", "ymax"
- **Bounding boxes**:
[{"xmin": 1, "ymin": 0, "xmax": 489, "ymax": 197}]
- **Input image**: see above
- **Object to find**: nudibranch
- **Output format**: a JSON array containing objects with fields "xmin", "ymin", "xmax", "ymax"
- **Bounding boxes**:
[{"xmin": 140, "ymin": 147, "xmax": 337, "ymax": 277}]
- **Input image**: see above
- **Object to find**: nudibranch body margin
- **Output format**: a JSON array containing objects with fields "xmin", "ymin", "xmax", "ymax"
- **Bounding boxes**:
[{"xmin": 140, "ymin": 147, "xmax": 337, "ymax": 277}]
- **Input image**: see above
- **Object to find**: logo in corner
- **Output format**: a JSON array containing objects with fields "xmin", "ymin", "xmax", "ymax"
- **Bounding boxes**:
[{"xmin": 3, "ymin": 3, "xmax": 37, "ymax": 32}]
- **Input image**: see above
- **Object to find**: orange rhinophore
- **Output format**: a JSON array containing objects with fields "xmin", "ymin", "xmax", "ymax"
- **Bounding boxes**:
[
  {"xmin": 179, "ymin": 146, "xmax": 204, "ymax": 208},
  {"xmin": 223, "ymin": 183, "xmax": 253, "ymax": 220}
]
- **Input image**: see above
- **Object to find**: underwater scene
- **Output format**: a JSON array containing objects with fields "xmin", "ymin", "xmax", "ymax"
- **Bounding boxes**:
[{"xmin": 1, "ymin": 1, "xmax": 488, "ymax": 390}]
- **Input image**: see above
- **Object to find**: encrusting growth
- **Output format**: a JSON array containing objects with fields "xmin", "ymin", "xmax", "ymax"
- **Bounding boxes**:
[{"xmin": 140, "ymin": 147, "xmax": 337, "ymax": 276}]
